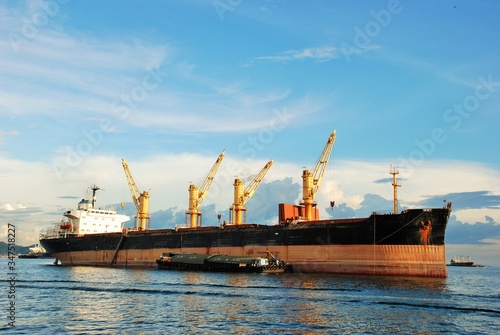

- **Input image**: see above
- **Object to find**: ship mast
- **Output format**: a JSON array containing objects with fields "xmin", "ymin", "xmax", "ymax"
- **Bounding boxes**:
[
  {"xmin": 91, "ymin": 184, "xmax": 100, "ymax": 209},
  {"xmin": 389, "ymin": 166, "xmax": 401, "ymax": 214}
]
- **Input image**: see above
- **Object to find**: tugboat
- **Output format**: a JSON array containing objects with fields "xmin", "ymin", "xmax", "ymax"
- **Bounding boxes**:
[{"xmin": 156, "ymin": 251, "xmax": 291, "ymax": 273}]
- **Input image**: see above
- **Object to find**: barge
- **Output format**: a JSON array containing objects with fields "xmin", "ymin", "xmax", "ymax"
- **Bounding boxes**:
[{"xmin": 156, "ymin": 251, "xmax": 291, "ymax": 273}]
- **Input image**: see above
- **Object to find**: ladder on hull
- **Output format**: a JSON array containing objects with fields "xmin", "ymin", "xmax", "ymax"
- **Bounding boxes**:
[{"xmin": 110, "ymin": 233, "xmax": 126, "ymax": 266}]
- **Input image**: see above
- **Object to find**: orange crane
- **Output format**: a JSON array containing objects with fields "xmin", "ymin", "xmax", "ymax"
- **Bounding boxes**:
[
  {"xmin": 122, "ymin": 158, "xmax": 150, "ymax": 230},
  {"xmin": 230, "ymin": 160, "xmax": 273, "ymax": 225},
  {"xmin": 186, "ymin": 150, "xmax": 225, "ymax": 228},
  {"xmin": 300, "ymin": 130, "xmax": 336, "ymax": 221}
]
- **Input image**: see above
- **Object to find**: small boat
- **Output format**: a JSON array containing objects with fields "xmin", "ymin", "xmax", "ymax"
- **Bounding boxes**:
[
  {"xmin": 18, "ymin": 243, "xmax": 52, "ymax": 259},
  {"xmin": 156, "ymin": 251, "xmax": 291, "ymax": 273},
  {"xmin": 448, "ymin": 256, "xmax": 474, "ymax": 267}
]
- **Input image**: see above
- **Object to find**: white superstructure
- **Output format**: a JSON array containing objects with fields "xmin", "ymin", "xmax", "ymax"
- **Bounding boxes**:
[
  {"xmin": 28, "ymin": 243, "xmax": 47, "ymax": 254},
  {"xmin": 41, "ymin": 185, "xmax": 130, "ymax": 238}
]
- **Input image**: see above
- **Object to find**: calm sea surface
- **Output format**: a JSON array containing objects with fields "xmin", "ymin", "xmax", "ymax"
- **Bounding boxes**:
[{"xmin": 1, "ymin": 258, "xmax": 499, "ymax": 334}]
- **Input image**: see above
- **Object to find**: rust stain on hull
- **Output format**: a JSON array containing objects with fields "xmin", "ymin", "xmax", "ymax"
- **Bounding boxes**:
[{"xmin": 52, "ymin": 244, "xmax": 447, "ymax": 278}]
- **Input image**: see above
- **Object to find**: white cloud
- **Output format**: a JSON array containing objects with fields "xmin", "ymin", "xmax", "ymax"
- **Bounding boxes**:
[
  {"xmin": 0, "ymin": 3, "xmax": 329, "ymax": 137},
  {"xmin": 454, "ymin": 209, "xmax": 500, "ymax": 226},
  {"xmin": 116, "ymin": 89, "xmax": 327, "ymax": 134},
  {"xmin": 246, "ymin": 44, "xmax": 382, "ymax": 66},
  {"xmin": 0, "ymin": 4, "xmax": 171, "ymax": 123},
  {"xmin": 249, "ymin": 46, "xmax": 341, "ymax": 64},
  {"xmin": 1, "ymin": 204, "xmax": 14, "ymax": 211}
]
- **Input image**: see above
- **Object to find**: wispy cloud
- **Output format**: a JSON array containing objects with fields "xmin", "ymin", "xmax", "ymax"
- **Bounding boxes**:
[
  {"xmin": 373, "ymin": 48, "xmax": 491, "ymax": 89},
  {"xmin": 247, "ymin": 46, "xmax": 340, "ymax": 64},
  {"xmin": 0, "ymin": 203, "xmax": 40, "ymax": 215},
  {"xmin": 419, "ymin": 191, "xmax": 500, "ymax": 211},
  {"xmin": 57, "ymin": 195, "xmax": 81, "ymax": 200},
  {"xmin": 373, "ymin": 177, "xmax": 407, "ymax": 184},
  {"xmin": 0, "ymin": 4, "xmax": 170, "ymax": 122},
  {"xmin": 246, "ymin": 45, "xmax": 381, "ymax": 66},
  {"xmin": 0, "ymin": 3, "xmax": 324, "ymax": 138}
]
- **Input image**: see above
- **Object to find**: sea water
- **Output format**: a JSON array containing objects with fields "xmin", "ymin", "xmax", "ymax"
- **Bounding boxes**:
[{"xmin": 1, "ymin": 258, "xmax": 499, "ymax": 334}]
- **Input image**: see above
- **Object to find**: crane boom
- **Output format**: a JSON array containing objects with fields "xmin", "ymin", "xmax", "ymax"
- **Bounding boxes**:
[
  {"xmin": 187, "ymin": 150, "xmax": 225, "ymax": 228},
  {"xmin": 300, "ymin": 130, "xmax": 336, "ymax": 221},
  {"xmin": 122, "ymin": 158, "xmax": 150, "ymax": 230},
  {"xmin": 230, "ymin": 160, "xmax": 273, "ymax": 225},
  {"xmin": 197, "ymin": 150, "xmax": 225, "ymax": 204}
]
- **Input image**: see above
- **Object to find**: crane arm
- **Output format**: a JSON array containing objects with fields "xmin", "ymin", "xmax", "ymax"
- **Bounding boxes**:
[
  {"xmin": 122, "ymin": 158, "xmax": 141, "ymax": 210},
  {"xmin": 231, "ymin": 160, "xmax": 273, "ymax": 225},
  {"xmin": 186, "ymin": 150, "xmax": 225, "ymax": 228},
  {"xmin": 197, "ymin": 150, "xmax": 225, "ymax": 204},
  {"xmin": 301, "ymin": 130, "xmax": 336, "ymax": 221},
  {"xmin": 240, "ymin": 160, "xmax": 273, "ymax": 205},
  {"xmin": 310, "ymin": 130, "xmax": 336, "ymax": 196},
  {"xmin": 122, "ymin": 158, "xmax": 150, "ymax": 230}
]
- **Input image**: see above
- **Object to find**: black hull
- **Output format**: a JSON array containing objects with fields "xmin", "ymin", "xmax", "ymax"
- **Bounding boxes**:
[{"xmin": 448, "ymin": 263, "xmax": 474, "ymax": 267}]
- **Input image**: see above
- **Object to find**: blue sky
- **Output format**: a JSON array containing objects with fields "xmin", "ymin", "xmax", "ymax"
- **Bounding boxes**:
[{"xmin": 1, "ymin": 1, "xmax": 499, "ymax": 265}]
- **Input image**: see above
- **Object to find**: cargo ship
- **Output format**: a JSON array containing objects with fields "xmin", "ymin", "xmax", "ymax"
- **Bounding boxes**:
[
  {"xmin": 448, "ymin": 256, "xmax": 474, "ymax": 267},
  {"xmin": 40, "ymin": 131, "xmax": 452, "ymax": 277}
]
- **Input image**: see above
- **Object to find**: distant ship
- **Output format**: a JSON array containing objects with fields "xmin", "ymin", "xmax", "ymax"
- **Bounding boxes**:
[
  {"xmin": 40, "ymin": 131, "xmax": 452, "ymax": 278},
  {"xmin": 448, "ymin": 256, "xmax": 474, "ymax": 267},
  {"xmin": 18, "ymin": 243, "xmax": 52, "ymax": 259}
]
